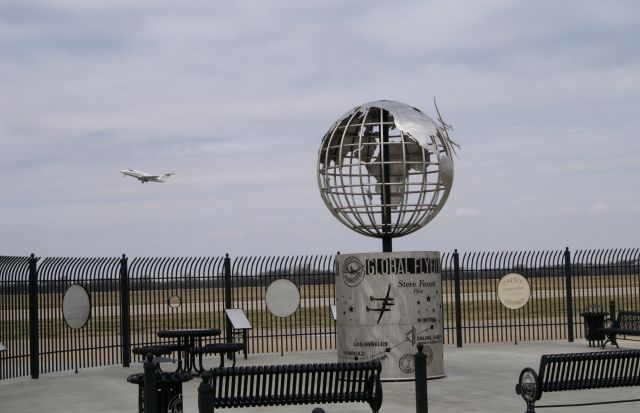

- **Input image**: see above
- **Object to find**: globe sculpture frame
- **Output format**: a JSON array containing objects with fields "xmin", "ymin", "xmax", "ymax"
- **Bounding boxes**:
[{"xmin": 317, "ymin": 100, "xmax": 457, "ymax": 251}]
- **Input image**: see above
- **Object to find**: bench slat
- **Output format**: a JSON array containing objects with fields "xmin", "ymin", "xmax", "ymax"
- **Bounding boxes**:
[{"xmin": 539, "ymin": 350, "xmax": 640, "ymax": 392}]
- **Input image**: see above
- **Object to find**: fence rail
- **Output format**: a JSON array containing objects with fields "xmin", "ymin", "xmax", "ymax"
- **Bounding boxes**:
[{"xmin": 1, "ymin": 248, "xmax": 638, "ymax": 380}]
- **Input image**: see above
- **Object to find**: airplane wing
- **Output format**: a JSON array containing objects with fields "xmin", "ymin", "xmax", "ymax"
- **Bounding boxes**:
[
  {"xmin": 156, "ymin": 173, "xmax": 174, "ymax": 182},
  {"xmin": 140, "ymin": 173, "xmax": 174, "ymax": 183}
]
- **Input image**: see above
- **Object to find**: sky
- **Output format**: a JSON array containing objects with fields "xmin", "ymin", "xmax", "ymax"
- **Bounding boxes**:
[{"xmin": 1, "ymin": 0, "xmax": 639, "ymax": 258}]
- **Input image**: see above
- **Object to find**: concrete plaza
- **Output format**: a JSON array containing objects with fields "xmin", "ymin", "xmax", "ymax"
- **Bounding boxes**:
[{"xmin": 2, "ymin": 339, "xmax": 639, "ymax": 413}]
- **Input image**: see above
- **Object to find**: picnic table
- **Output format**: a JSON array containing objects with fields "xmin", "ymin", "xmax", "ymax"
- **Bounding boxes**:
[{"xmin": 157, "ymin": 328, "xmax": 221, "ymax": 375}]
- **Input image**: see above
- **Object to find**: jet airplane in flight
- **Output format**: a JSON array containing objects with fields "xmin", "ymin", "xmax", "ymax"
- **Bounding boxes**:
[{"xmin": 120, "ymin": 169, "xmax": 174, "ymax": 183}]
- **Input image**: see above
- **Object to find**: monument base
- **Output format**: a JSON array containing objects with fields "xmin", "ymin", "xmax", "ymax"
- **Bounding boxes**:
[{"xmin": 381, "ymin": 373, "xmax": 446, "ymax": 382}]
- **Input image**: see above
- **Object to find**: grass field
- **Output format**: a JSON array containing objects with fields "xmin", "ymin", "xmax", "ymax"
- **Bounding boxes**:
[{"xmin": 2, "ymin": 275, "xmax": 638, "ymax": 343}]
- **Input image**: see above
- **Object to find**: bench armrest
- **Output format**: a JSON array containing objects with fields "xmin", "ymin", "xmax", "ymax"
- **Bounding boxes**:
[{"xmin": 516, "ymin": 367, "xmax": 540, "ymax": 403}]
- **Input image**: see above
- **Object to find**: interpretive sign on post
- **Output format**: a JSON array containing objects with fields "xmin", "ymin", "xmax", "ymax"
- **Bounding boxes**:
[
  {"xmin": 336, "ymin": 251, "xmax": 444, "ymax": 380},
  {"xmin": 225, "ymin": 309, "xmax": 252, "ymax": 330}
]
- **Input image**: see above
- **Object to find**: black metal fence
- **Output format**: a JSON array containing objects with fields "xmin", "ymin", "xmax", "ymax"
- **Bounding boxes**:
[
  {"xmin": 444, "ymin": 248, "xmax": 640, "ymax": 346},
  {"xmin": 0, "ymin": 256, "xmax": 31, "ymax": 379},
  {"xmin": 1, "ymin": 248, "xmax": 638, "ymax": 380}
]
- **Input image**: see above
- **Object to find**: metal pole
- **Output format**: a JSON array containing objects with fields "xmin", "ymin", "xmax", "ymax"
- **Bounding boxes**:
[
  {"xmin": 382, "ymin": 237, "xmax": 393, "ymax": 253},
  {"xmin": 198, "ymin": 373, "xmax": 215, "ymax": 413},
  {"xmin": 380, "ymin": 110, "xmax": 393, "ymax": 253},
  {"xmin": 28, "ymin": 253, "xmax": 39, "ymax": 379},
  {"xmin": 143, "ymin": 354, "xmax": 158, "ymax": 413},
  {"xmin": 224, "ymin": 254, "xmax": 233, "ymax": 348},
  {"xmin": 415, "ymin": 343, "xmax": 428, "ymax": 413},
  {"xmin": 453, "ymin": 250, "xmax": 463, "ymax": 348},
  {"xmin": 564, "ymin": 247, "xmax": 574, "ymax": 342},
  {"xmin": 120, "ymin": 254, "xmax": 131, "ymax": 368}
]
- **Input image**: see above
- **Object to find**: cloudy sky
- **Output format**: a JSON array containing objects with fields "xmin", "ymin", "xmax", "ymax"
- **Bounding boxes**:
[{"xmin": 1, "ymin": 0, "xmax": 639, "ymax": 258}]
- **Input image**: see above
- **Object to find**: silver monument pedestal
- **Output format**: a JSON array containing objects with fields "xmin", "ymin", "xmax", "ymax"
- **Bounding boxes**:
[{"xmin": 336, "ymin": 251, "xmax": 445, "ymax": 380}]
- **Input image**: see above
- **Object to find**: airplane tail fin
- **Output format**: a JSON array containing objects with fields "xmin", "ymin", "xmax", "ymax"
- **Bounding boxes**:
[{"xmin": 158, "ymin": 173, "xmax": 175, "ymax": 182}]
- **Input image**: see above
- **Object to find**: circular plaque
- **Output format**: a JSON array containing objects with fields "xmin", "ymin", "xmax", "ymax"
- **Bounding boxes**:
[
  {"xmin": 497, "ymin": 273, "xmax": 531, "ymax": 310},
  {"xmin": 265, "ymin": 279, "xmax": 300, "ymax": 318},
  {"xmin": 399, "ymin": 354, "xmax": 415, "ymax": 374},
  {"xmin": 342, "ymin": 256, "xmax": 365, "ymax": 287},
  {"xmin": 168, "ymin": 294, "xmax": 182, "ymax": 309},
  {"xmin": 63, "ymin": 284, "xmax": 91, "ymax": 329}
]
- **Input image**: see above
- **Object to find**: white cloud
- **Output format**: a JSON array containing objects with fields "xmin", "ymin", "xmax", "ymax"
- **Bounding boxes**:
[
  {"xmin": 206, "ymin": 230, "xmax": 246, "ymax": 241},
  {"xmin": 559, "ymin": 207, "xmax": 582, "ymax": 215},
  {"xmin": 454, "ymin": 207, "xmax": 481, "ymax": 217},
  {"xmin": 588, "ymin": 202, "xmax": 611, "ymax": 214}
]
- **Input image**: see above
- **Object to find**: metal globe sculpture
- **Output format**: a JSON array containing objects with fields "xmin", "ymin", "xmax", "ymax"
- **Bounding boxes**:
[{"xmin": 317, "ymin": 100, "xmax": 457, "ymax": 251}]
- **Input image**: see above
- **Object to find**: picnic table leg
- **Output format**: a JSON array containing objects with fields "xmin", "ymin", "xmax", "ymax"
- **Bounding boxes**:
[
  {"xmin": 186, "ymin": 338, "xmax": 192, "ymax": 373},
  {"xmin": 195, "ymin": 352, "xmax": 205, "ymax": 375},
  {"xmin": 194, "ymin": 339, "xmax": 208, "ymax": 375},
  {"xmin": 176, "ymin": 338, "xmax": 184, "ymax": 372},
  {"xmin": 187, "ymin": 337, "xmax": 198, "ymax": 374},
  {"xmin": 602, "ymin": 332, "xmax": 619, "ymax": 349}
]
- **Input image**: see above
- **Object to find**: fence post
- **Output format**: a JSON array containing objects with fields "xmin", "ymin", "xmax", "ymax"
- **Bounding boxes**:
[
  {"xmin": 28, "ymin": 253, "xmax": 39, "ymax": 379},
  {"xmin": 415, "ymin": 343, "xmax": 428, "ymax": 413},
  {"xmin": 564, "ymin": 247, "xmax": 574, "ymax": 342},
  {"xmin": 453, "ymin": 250, "xmax": 463, "ymax": 348},
  {"xmin": 224, "ymin": 253, "xmax": 233, "ymax": 346},
  {"xmin": 120, "ymin": 254, "xmax": 131, "ymax": 367}
]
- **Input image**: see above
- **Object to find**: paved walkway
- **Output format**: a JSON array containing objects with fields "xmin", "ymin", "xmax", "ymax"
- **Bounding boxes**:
[{"xmin": 2, "ymin": 340, "xmax": 639, "ymax": 412}]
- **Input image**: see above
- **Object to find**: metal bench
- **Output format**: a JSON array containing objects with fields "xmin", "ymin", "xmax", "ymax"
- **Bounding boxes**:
[
  {"xmin": 197, "ymin": 360, "xmax": 383, "ymax": 413},
  {"xmin": 515, "ymin": 350, "xmax": 640, "ymax": 412},
  {"xmin": 600, "ymin": 310, "xmax": 640, "ymax": 348}
]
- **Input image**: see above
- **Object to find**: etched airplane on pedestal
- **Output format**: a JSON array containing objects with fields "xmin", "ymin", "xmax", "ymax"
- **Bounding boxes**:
[
  {"xmin": 366, "ymin": 284, "xmax": 395, "ymax": 324},
  {"xmin": 120, "ymin": 169, "xmax": 174, "ymax": 183}
]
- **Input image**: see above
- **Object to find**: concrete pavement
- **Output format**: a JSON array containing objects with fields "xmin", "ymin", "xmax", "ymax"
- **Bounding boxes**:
[{"xmin": 2, "ymin": 339, "xmax": 640, "ymax": 412}]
